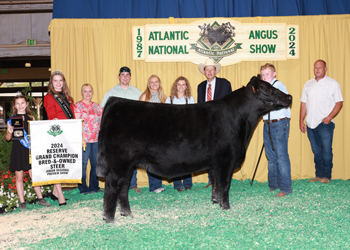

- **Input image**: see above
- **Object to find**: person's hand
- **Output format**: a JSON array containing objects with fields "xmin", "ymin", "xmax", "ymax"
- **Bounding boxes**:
[
  {"xmin": 53, "ymin": 118, "xmax": 58, "ymax": 120},
  {"xmin": 322, "ymin": 116, "xmax": 332, "ymax": 124},
  {"xmin": 7, "ymin": 126, "xmax": 14, "ymax": 134},
  {"xmin": 300, "ymin": 122, "xmax": 306, "ymax": 133}
]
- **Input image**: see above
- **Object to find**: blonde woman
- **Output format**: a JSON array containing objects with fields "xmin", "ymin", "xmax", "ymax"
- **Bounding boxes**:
[
  {"xmin": 140, "ymin": 74, "xmax": 167, "ymax": 103},
  {"xmin": 140, "ymin": 75, "xmax": 167, "ymax": 193},
  {"xmin": 75, "ymin": 84, "xmax": 102, "ymax": 195}
]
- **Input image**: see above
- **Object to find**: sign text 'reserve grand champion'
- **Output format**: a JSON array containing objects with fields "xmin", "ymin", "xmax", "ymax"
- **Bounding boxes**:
[{"xmin": 35, "ymin": 143, "xmax": 78, "ymax": 175}]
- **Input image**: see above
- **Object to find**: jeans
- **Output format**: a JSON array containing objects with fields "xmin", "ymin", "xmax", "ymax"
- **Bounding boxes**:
[
  {"xmin": 263, "ymin": 118, "xmax": 292, "ymax": 194},
  {"xmin": 307, "ymin": 122, "xmax": 335, "ymax": 179},
  {"xmin": 129, "ymin": 169, "xmax": 138, "ymax": 189},
  {"xmin": 147, "ymin": 171, "xmax": 163, "ymax": 192},
  {"xmin": 79, "ymin": 142, "xmax": 100, "ymax": 193},
  {"xmin": 173, "ymin": 175, "xmax": 192, "ymax": 189}
]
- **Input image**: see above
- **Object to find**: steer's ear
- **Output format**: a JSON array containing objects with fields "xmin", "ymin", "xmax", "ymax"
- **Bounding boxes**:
[
  {"xmin": 250, "ymin": 76, "xmax": 257, "ymax": 82},
  {"xmin": 247, "ymin": 77, "xmax": 259, "ymax": 94},
  {"xmin": 251, "ymin": 85, "xmax": 259, "ymax": 93}
]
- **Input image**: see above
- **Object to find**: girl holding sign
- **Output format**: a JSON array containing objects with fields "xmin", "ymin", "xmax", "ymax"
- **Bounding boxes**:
[
  {"xmin": 44, "ymin": 70, "xmax": 75, "ymax": 206},
  {"xmin": 6, "ymin": 94, "xmax": 51, "ymax": 209}
]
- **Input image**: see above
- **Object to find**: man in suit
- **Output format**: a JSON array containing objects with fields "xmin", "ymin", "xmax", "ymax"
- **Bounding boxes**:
[
  {"xmin": 197, "ymin": 58, "xmax": 232, "ymax": 103},
  {"xmin": 197, "ymin": 58, "xmax": 232, "ymax": 188}
]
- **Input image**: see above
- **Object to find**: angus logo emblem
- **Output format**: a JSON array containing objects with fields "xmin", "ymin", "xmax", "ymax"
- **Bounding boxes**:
[
  {"xmin": 47, "ymin": 124, "xmax": 63, "ymax": 137},
  {"xmin": 192, "ymin": 21, "xmax": 243, "ymax": 63}
]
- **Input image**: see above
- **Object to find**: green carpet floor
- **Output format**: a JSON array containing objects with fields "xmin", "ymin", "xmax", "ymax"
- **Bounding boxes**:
[{"xmin": 2, "ymin": 179, "xmax": 350, "ymax": 249}]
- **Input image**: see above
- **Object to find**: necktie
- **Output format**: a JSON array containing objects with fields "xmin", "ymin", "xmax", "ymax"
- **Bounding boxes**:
[{"xmin": 207, "ymin": 84, "xmax": 212, "ymax": 101}]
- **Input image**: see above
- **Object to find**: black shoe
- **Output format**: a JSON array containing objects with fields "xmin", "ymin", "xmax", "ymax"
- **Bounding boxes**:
[
  {"xmin": 176, "ymin": 187, "xmax": 184, "ymax": 192},
  {"xmin": 185, "ymin": 187, "xmax": 192, "ymax": 191},
  {"xmin": 59, "ymin": 202, "xmax": 67, "ymax": 206},
  {"xmin": 51, "ymin": 194, "xmax": 69, "ymax": 201},
  {"xmin": 50, "ymin": 194, "xmax": 58, "ymax": 201}
]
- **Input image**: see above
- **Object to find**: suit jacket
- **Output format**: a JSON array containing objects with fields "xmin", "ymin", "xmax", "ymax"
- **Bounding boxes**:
[{"xmin": 197, "ymin": 77, "xmax": 232, "ymax": 103}]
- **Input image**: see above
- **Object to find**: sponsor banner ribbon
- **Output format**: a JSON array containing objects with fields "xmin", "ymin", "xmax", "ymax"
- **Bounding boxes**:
[{"xmin": 190, "ymin": 43, "xmax": 243, "ymax": 58}]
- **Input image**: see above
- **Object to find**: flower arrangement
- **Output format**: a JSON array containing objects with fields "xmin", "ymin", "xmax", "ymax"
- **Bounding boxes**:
[{"xmin": 0, "ymin": 168, "xmax": 53, "ymax": 213}]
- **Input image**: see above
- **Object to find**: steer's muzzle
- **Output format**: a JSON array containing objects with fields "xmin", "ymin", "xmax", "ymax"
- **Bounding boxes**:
[{"xmin": 274, "ymin": 93, "xmax": 292, "ymax": 109}]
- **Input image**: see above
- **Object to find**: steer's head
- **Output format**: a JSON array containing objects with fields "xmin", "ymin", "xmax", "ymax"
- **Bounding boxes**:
[{"xmin": 247, "ymin": 75, "xmax": 292, "ymax": 112}]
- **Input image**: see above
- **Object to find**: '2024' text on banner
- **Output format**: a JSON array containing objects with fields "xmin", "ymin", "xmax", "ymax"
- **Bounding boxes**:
[
  {"xmin": 133, "ymin": 18, "xmax": 298, "ymax": 66},
  {"xmin": 30, "ymin": 120, "xmax": 82, "ymax": 186}
]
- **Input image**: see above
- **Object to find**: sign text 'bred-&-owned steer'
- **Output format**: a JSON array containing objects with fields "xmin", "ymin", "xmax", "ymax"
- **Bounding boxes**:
[{"xmin": 97, "ymin": 75, "xmax": 292, "ymax": 223}]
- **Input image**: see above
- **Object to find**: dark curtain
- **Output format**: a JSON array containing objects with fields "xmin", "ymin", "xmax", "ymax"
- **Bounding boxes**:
[{"xmin": 53, "ymin": 0, "xmax": 350, "ymax": 18}]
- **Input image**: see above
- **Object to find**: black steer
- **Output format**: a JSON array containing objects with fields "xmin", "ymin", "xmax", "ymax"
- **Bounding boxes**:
[{"xmin": 97, "ymin": 75, "xmax": 292, "ymax": 223}]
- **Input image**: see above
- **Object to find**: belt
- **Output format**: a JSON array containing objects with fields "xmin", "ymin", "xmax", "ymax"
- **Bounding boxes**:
[{"xmin": 264, "ymin": 117, "xmax": 289, "ymax": 124}]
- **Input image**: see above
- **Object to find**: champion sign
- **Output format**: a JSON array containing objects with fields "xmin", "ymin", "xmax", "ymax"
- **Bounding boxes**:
[
  {"xmin": 133, "ymin": 18, "xmax": 298, "ymax": 66},
  {"xmin": 30, "ymin": 120, "xmax": 82, "ymax": 186}
]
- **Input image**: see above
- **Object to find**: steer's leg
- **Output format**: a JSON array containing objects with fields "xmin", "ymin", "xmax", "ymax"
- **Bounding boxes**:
[
  {"xmin": 219, "ymin": 176, "xmax": 232, "ymax": 210},
  {"xmin": 215, "ymin": 156, "xmax": 235, "ymax": 210},
  {"xmin": 209, "ymin": 170, "xmax": 219, "ymax": 203},
  {"xmin": 117, "ymin": 170, "xmax": 133, "ymax": 217},
  {"xmin": 103, "ymin": 172, "xmax": 119, "ymax": 223},
  {"xmin": 218, "ymin": 165, "xmax": 235, "ymax": 210}
]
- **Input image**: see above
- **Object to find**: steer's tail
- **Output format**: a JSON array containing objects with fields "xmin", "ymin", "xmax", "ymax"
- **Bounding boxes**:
[{"xmin": 96, "ymin": 139, "xmax": 108, "ymax": 177}]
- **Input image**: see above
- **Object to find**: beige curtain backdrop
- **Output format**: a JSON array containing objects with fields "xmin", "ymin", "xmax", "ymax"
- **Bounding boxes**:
[{"xmin": 48, "ymin": 15, "xmax": 349, "ymax": 187}]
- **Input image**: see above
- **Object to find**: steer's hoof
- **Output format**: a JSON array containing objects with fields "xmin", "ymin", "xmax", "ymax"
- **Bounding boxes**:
[
  {"xmin": 220, "ymin": 204, "xmax": 230, "ymax": 210},
  {"xmin": 121, "ymin": 211, "xmax": 133, "ymax": 218},
  {"xmin": 104, "ymin": 217, "xmax": 115, "ymax": 223}
]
